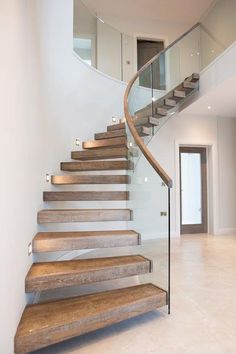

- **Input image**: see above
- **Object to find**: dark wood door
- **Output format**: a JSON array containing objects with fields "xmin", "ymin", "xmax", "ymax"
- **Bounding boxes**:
[
  {"xmin": 137, "ymin": 40, "xmax": 165, "ymax": 90},
  {"xmin": 180, "ymin": 147, "xmax": 208, "ymax": 234}
]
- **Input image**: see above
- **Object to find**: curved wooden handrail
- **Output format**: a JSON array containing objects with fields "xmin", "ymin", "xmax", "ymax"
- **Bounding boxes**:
[
  {"xmin": 124, "ymin": 93, "xmax": 173, "ymax": 187},
  {"xmin": 124, "ymin": 22, "xmax": 201, "ymax": 188}
]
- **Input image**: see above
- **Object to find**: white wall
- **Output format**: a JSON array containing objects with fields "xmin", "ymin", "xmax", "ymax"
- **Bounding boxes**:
[
  {"xmin": 217, "ymin": 117, "xmax": 236, "ymax": 233},
  {"xmin": 97, "ymin": 20, "xmax": 122, "ymax": 80},
  {"xmin": 0, "ymin": 2, "xmax": 44, "ymax": 353},
  {"xmin": 0, "ymin": 1, "xmax": 127, "ymax": 353},
  {"xmin": 145, "ymin": 112, "xmax": 236, "ymax": 237},
  {"xmin": 200, "ymin": 0, "xmax": 236, "ymax": 69},
  {"xmin": 122, "ymin": 33, "xmax": 136, "ymax": 82}
]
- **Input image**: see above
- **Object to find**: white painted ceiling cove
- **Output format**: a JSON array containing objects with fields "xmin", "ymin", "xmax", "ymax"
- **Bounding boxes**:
[{"xmin": 83, "ymin": 0, "xmax": 214, "ymax": 26}]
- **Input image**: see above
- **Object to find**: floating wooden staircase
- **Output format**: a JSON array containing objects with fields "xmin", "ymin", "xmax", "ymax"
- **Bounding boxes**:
[
  {"xmin": 14, "ymin": 74, "xmax": 200, "ymax": 353},
  {"xmin": 15, "ymin": 74, "xmax": 199, "ymax": 354},
  {"xmin": 14, "ymin": 117, "xmax": 168, "ymax": 353}
]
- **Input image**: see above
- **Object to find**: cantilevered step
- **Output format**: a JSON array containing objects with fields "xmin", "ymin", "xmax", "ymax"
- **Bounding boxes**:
[
  {"xmin": 174, "ymin": 87, "xmax": 192, "ymax": 98},
  {"xmin": 32, "ymin": 230, "xmax": 141, "ymax": 253},
  {"xmin": 133, "ymin": 116, "xmax": 160, "ymax": 127},
  {"xmin": 61, "ymin": 160, "xmax": 133, "ymax": 171},
  {"xmin": 71, "ymin": 147, "xmax": 128, "ymax": 160},
  {"xmin": 83, "ymin": 137, "xmax": 126, "ymax": 149},
  {"xmin": 51, "ymin": 175, "xmax": 130, "ymax": 185},
  {"xmin": 107, "ymin": 122, "xmax": 125, "ymax": 131},
  {"xmin": 25, "ymin": 255, "xmax": 152, "ymax": 292},
  {"xmin": 14, "ymin": 284, "xmax": 167, "ymax": 353},
  {"xmin": 183, "ymin": 81, "xmax": 198, "ymax": 89},
  {"xmin": 43, "ymin": 191, "xmax": 129, "ymax": 202},
  {"xmin": 156, "ymin": 105, "xmax": 176, "ymax": 116},
  {"xmin": 164, "ymin": 96, "xmax": 183, "ymax": 107},
  {"xmin": 37, "ymin": 208, "xmax": 132, "ymax": 223},
  {"xmin": 95, "ymin": 129, "xmax": 126, "ymax": 140},
  {"xmin": 136, "ymin": 126, "xmax": 152, "ymax": 137}
]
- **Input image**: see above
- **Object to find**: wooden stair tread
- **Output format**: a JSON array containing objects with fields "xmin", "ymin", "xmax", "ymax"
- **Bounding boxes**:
[
  {"xmin": 61, "ymin": 160, "xmax": 133, "ymax": 171},
  {"xmin": 25, "ymin": 255, "xmax": 152, "ymax": 292},
  {"xmin": 14, "ymin": 284, "xmax": 167, "ymax": 353},
  {"xmin": 37, "ymin": 208, "xmax": 132, "ymax": 223},
  {"xmin": 33, "ymin": 230, "xmax": 141, "ymax": 253},
  {"xmin": 51, "ymin": 175, "xmax": 129, "ymax": 185},
  {"xmin": 136, "ymin": 125, "xmax": 152, "ymax": 137},
  {"xmin": 133, "ymin": 116, "xmax": 160, "ymax": 127},
  {"xmin": 83, "ymin": 137, "xmax": 126, "ymax": 149},
  {"xmin": 71, "ymin": 147, "xmax": 128, "ymax": 160},
  {"xmin": 43, "ymin": 191, "xmax": 129, "ymax": 201},
  {"xmin": 95, "ymin": 129, "xmax": 126, "ymax": 140},
  {"xmin": 107, "ymin": 122, "xmax": 125, "ymax": 131}
]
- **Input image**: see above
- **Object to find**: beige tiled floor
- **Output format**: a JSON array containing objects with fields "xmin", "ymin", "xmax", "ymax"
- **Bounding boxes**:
[{"xmin": 34, "ymin": 234, "xmax": 236, "ymax": 354}]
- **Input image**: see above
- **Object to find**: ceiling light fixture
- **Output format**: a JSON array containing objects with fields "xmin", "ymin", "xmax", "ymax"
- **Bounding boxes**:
[{"xmin": 207, "ymin": 105, "xmax": 212, "ymax": 110}]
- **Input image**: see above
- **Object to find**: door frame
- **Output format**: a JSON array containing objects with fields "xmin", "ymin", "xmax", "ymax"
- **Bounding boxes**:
[
  {"xmin": 133, "ymin": 33, "xmax": 168, "ymax": 74},
  {"xmin": 179, "ymin": 146, "xmax": 208, "ymax": 234},
  {"xmin": 174, "ymin": 141, "xmax": 220, "ymax": 236}
]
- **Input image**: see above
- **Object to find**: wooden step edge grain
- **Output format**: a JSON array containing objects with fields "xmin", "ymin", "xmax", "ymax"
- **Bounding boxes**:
[
  {"xmin": 43, "ymin": 191, "xmax": 129, "ymax": 202},
  {"xmin": 95, "ymin": 129, "xmax": 126, "ymax": 140},
  {"xmin": 82, "ymin": 137, "xmax": 127, "ymax": 149},
  {"xmin": 14, "ymin": 284, "xmax": 167, "ymax": 353},
  {"xmin": 71, "ymin": 147, "xmax": 128, "ymax": 160},
  {"xmin": 37, "ymin": 208, "xmax": 132, "ymax": 224},
  {"xmin": 32, "ymin": 230, "xmax": 141, "ymax": 253},
  {"xmin": 60, "ymin": 160, "xmax": 133, "ymax": 172},
  {"xmin": 107, "ymin": 122, "xmax": 125, "ymax": 131},
  {"xmin": 25, "ymin": 255, "xmax": 152, "ymax": 292},
  {"xmin": 51, "ymin": 175, "xmax": 130, "ymax": 185}
]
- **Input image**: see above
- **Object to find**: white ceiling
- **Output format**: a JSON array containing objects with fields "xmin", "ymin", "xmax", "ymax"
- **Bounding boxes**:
[{"xmin": 84, "ymin": 0, "xmax": 214, "ymax": 26}]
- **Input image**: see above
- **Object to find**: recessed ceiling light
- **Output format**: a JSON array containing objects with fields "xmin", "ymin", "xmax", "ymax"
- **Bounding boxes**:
[{"xmin": 207, "ymin": 105, "xmax": 212, "ymax": 110}]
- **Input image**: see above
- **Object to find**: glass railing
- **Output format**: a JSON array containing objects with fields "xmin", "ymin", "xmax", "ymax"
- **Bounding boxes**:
[
  {"xmin": 73, "ymin": 0, "xmax": 136, "ymax": 82},
  {"xmin": 126, "ymin": 23, "xmax": 202, "ymax": 140},
  {"xmin": 74, "ymin": 0, "xmax": 235, "ymax": 84},
  {"xmin": 125, "ymin": 123, "xmax": 170, "ymax": 312}
]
